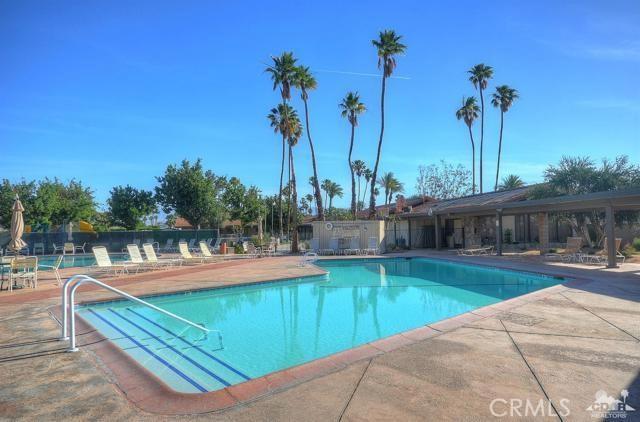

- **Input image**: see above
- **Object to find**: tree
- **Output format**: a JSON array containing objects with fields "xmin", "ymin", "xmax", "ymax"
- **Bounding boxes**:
[
  {"xmin": 292, "ymin": 64, "xmax": 324, "ymax": 220},
  {"xmin": 415, "ymin": 161, "xmax": 473, "ymax": 200},
  {"xmin": 287, "ymin": 114, "xmax": 303, "ymax": 252},
  {"xmin": 107, "ymin": 185, "xmax": 157, "ymax": 230},
  {"xmin": 498, "ymin": 174, "xmax": 525, "ymax": 191},
  {"xmin": 455, "ymin": 96, "xmax": 480, "ymax": 194},
  {"xmin": 352, "ymin": 160, "xmax": 366, "ymax": 210},
  {"xmin": 326, "ymin": 182, "xmax": 343, "ymax": 209},
  {"xmin": 268, "ymin": 103, "xmax": 299, "ymax": 240},
  {"xmin": 265, "ymin": 52, "xmax": 297, "ymax": 102},
  {"xmin": 361, "ymin": 168, "xmax": 373, "ymax": 210},
  {"xmin": 377, "ymin": 172, "xmax": 404, "ymax": 205},
  {"xmin": 223, "ymin": 177, "xmax": 267, "ymax": 231},
  {"xmin": 369, "ymin": 30, "xmax": 407, "ymax": 218},
  {"xmin": 339, "ymin": 92, "xmax": 367, "ymax": 218},
  {"xmin": 165, "ymin": 213, "xmax": 177, "ymax": 229},
  {"xmin": 32, "ymin": 179, "xmax": 96, "ymax": 227},
  {"xmin": 0, "ymin": 179, "xmax": 36, "ymax": 228},
  {"xmin": 468, "ymin": 63, "xmax": 494, "ymax": 193},
  {"xmin": 492, "ymin": 85, "xmax": 519, "ymax": 191},
  {"xmin": 155, "ymin": 159, "xmax": 222, "ymax": 229},
  {"xmin": 321, "ymin": 179, "xmax": 332, "ymax": 210},
  {"xmin": 529, "ymin": 155, "xmax": 640, "ymax": 245}
]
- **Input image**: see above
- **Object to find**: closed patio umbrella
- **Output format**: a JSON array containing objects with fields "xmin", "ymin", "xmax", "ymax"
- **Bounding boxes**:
[{"xmin": 8, "ymin": 195, "xmax": 27, "ymax": 253}]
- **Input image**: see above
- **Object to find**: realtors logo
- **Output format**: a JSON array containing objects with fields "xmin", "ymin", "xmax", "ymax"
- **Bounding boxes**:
[{"xmin": 586, "ymin": 389, "xmax": 634, "ymax": 419}]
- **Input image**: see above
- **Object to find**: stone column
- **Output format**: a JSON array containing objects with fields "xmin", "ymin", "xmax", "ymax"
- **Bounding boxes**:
[{"xmin": 537, "ymin": 212, "xmax": 549, "ymax": 253}]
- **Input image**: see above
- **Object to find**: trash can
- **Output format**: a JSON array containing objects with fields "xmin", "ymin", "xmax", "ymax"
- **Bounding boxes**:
[{"xmin": 220, "ymin": 242, "xmax": 227, "ymax": 254}]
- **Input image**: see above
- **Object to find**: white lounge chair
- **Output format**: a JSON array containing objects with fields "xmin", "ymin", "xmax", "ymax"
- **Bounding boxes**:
[
  {"xmin": 40, "ymin": 255, "xmax": 63, "ymax": 286},
  {"xmin": 199, "ymin": 241, "xmax": 224, "ymax": 261},
  {"xmin": 585, "ymin": 238, "xmax": 625, "ymax": 265},
  {"xmin": 126, "ymin": 244, "xmax": 157, "ymax": 271},
  {"xmin": 160, "ymin": 238, "xmax": 175, "ymax": 252},
  {"xmin": 178, "ymin": 242, "xmax": 207, "ymax": 264},
  {"xmin": 187, "ymin": 239, "xmax": 197, "ymax": 252},
  {"xmin": 345, "ymin": 237, "xmax": 361, "ymax": 255},
  {"xmin": 143, "ymin": 243, "xmax": 182, "ymax": 268},
  {"xmin": 92, "ymin": 246, "xmax": 138, "ymax": 276},
  {"xmin": 457, "ymin": 245, "xmax": 494, "ymax": 256},
  {"xmin": 364, "ymin": 237, "xmax": 379, "ymax": 255}
]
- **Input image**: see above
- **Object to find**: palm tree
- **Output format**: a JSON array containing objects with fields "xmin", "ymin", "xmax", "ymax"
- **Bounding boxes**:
[
  {"xmin": 456, "ymin": 96, "xmax": 480, "ymax": 194},
  {"xmin": 352, "ymin": 160, "xmax": 366, "ymax": 210},
  {"xmin": 267, "ymin": 103, "xmax": 298, "ymax": 239},
  {"xmin": 468, "ymin": 63, "xmax": 494, "ymax": 193},
  {"xmin": 266, "ymin": 52, "xmax": 297, "ymax": 102},
  {"xmin": 339, "ymin": 92, "xmax": 367, "ymax": 219},
  {"xmin": 361, "ymin": 168, "xmax": 372, "ymax": 210},
  {"xmin": 369, "ymin": 30, "xmax": 407, "ymax": 219},
  {"xmin": 287, "ymin": 117, "xmax": 303, "ymax": 253},
  {"xmin": 377, "ymin": 172, "xmax": 404, "ymax": 205},
  {"xmin": 321, "ymin": 179, "xmax": 332, "ymax": 210},
  {"xmin": 304, "ymin": 193, "xmax": 314, "ymax": 214},
  {"xmin": 292, "ymin": 65, "xmax": 324, "ymax": 220},
  {"xmin": 497, "ymin": 174, "xmax": 525, "ymax": 191},
  {"xmin": 327, "ymin": 182, "xmax": 344, "ymax": 209},
  {"xmin": 492, "ymin": 85, "xmax": 519, "ymax": 191}
]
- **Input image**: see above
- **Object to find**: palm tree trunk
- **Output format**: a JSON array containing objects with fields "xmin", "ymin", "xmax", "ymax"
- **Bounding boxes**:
[
  {"xmin": 278, "ymin": 135, "xmax": 285, "ymax": 239},
  {"xmin": 479, "ymin": 87, "xmax": 485, "ymax": 194},
  {"xmin": 329, "ymin": 195, "xmax": 333, "ymax": 210},
  {"xmin": 467, "ymin": 125, "xmax": 476, "ymax": 194},
  {"xmin": 287, "ymin": 145, "xmax": 292, "ymax": 241},
  {"xmin": 362, "ymin": 180, "xmax": 368, "ymax": 209},
  {"xmin": 289, "ymin": 144, "xmax": 299, "ymax": 253},
  {"xmin": 348, "ymin": 121, "xmax": 357, "ymax": 219},
  {"xmin": 494, "ymin": 110, "xmax": 504, "ymax": 191},
  {"xmin": 357, "ymin": 175, "xmax": 361, "ymax": 211},
  {"xmin": 302, "ymin": 95, "xmax": 324, "ymax": 220},
  {"xmin": 369, "ymin": 75, "xmax": 387, "ymax": 219}
]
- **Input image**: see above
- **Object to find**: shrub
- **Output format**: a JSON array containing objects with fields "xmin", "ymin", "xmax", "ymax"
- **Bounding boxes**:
[
  {"xmin": 622, "ymin": 245, "xmax": 635, "ymax": 258},
  {"xmin": 632, "ymin": 237, "xmax": 640, "ymax": 252},
  {"xmin": 234, "ymin": 244, "xmax": 244, "ymax": 254}
]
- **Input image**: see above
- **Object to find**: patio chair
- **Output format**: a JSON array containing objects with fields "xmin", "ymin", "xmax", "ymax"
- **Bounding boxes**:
[
  {"xmin": 364, "ymin": 237, "xmax": 379, "ymax": 255},
  {"xmin": 92, "ymin": 246, "xmax": 139, "ymax": 276},
  {"xmin": 8, "ymin": 256, "xmax": 39, "ymax": 290},
  {"xmin": 210, "ymin": 237, "xmax": 222, "ymax": 252},
  {"xmin": 585, "ymin": 238, "xmax": 625, "ymax": 265},
  {"xmin": 242, "ymin": 242, "xmax": 261, "ymax": 258},
  {"xmin": 345, "ymin": 237, "xmax": 361, "ymax": 255},
  {"xmin": 560, "ymin": 237, "xmax": 583, "ymax": 262},
  {"xmin": 199, "ymin": 241, "xmax": 225, "ymax": 261},
  {"xmin": 33, "ymin": 242, "xmax": 45, "ymax": 255},
  {"xmin": 63, "ymin": 243, "xmax": 75, "ymax": 255},
  {"xmin": 143, "ymin": 243, "xmax": 182, "ymax": 268},
  {"xmin": 74, "ymin": 242, "xmax": 87, "ymax": 254},
  {"xmin": 40, "ymin": 255, "xmax": 63, "ymax": 286},
  {"xmin": 160, "ymin": 238, "xmax": 175, "ymax": 252},
  {"xmin": 126, "ymin": 244, "xmax": 156, "ymax": 272},
  {"xmin": 178, "ymin": 241, "xmax": 207, "ymax": 264},
  {"xmin": 187, "ymin": 239, "xmax": 198, "ymax": 252},
  {"xmin": 52, "ymin": 243, "xmax": 64, "ymax": 254}
]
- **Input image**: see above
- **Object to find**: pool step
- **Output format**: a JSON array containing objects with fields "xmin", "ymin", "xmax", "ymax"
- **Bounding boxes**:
[{"xmin": 81, "ymin": 308, "xmax": 250, "ymax": 393}]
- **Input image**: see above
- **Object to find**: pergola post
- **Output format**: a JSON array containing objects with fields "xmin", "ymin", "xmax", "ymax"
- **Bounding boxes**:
[
  {"xmin": 605, "ymin": 205, "xmax": 617, "ymax": 268},
  {"xmin": 434, "ymin": 215, "xmax": 441, "ymax": 250},
  {"xmin": 496, "ymin": 210, "xmax": 503, "ymax": 256}
]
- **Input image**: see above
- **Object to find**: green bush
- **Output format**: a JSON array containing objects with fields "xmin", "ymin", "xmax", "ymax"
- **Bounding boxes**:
[
  {"xmin": 632, "ymin": 237, "xmax": 640, "ymax": 252},
  {"xmin": 622, "ymin": 245, "xmax": 635, "ymax": 258},
  {"xmin": 234, "ymin": 244, "xmax": 244, "ymax": 254}
]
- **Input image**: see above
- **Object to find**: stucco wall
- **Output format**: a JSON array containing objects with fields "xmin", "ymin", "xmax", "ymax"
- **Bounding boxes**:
[{"xmin": 311, "ymin": 220, "xmax": 386, "ymax": 252}]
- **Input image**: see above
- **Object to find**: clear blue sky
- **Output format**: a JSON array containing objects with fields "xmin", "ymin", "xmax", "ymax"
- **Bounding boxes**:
[{"xmin": 1, "ymin": 0, "xmax": 638, "ymax": 209}]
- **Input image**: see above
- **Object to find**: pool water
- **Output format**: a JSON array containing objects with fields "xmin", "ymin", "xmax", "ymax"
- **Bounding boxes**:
[
  {"xmin": 78, "ymin": 258, "xmax": 562, "ymax": 393},
  {"xmin": 37, "ymin": 253, "xmax": 128, "ymax": 269}
]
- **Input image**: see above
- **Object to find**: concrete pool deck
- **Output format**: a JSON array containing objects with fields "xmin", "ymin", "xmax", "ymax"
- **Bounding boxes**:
[{"xmin": 0, "ymin": 252, "xmax": 638, "ymax": 420}]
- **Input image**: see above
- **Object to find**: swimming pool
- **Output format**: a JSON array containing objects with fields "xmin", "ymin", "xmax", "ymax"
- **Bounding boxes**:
[
  {"xmin": 78, "ymin": 258, "xmax": 562, "ymax": 393},
  {"xmin": 37, "ymin": 253, "xmax": 128, "ymax": 269}
]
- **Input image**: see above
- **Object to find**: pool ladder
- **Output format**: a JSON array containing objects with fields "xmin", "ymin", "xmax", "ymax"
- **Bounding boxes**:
[{"xmin": 59, "ymin": 275, "xmax": 223, "ymax": 352}]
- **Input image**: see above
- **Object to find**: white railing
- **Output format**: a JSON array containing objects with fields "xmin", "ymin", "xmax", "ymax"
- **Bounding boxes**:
[{"xmin": 60, "ymin": 274, "xmax": 222, "ymax": 352}]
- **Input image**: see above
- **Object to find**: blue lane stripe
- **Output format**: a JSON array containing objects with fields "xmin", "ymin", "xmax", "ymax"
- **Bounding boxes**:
[
  {"xmin": 86, "ymin": 309, "xmax": 207, "ymax": 393},
  {"xmin": 126, "ymin": 307, "xmax": 250, "ymax": 381},
  {"xmin": 107, "ymin": 309, "xmax": 231, "ymax": 387}
]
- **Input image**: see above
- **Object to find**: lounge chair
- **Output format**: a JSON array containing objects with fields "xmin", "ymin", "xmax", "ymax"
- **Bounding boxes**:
[
  {"xmin": 199, "ymin": 241, "xmax": 224, "ymax": 261},
  {"xmin": 187, "ymin": 239, "xmax": 197, "ymax": 252},
  {"xmin": 345, "ymin": 237, "xmax": 361, "ymax": 255},
  {"xmin": 160, "ymin": 238, "xmax": 175, "ymax": 252},
  {"xmin": 457, "ymin": 245, "xmax": 494, "ymax": 256},
  {"xmin": 92, "ymin": 246, "xmax": 139, "ymax": 276},
  {"xmin": 143, "ymin": 243, "xmax": 182, "ymax": 268},
  {"xmin": 145, "ymin": 239, "xmax": 160, "ymax": 251},
  {"xmin": 178, "ymin": 241, "xmax": 207, "ymax": 264},
  {"xmin": 364, "ymin": 237, "xmax": 379, "ymax": 255},
  {"xmin": 63, "ymin": 243, "xmax": 75, "ymax": 255},
  {"xmin": 40, "ymin": 255, "xmax": 63, "ymax": 286},
  {"xmin": 557, "ymin": 237, "xmax": 583, "ymax": 262},
  {"xmin": 126, "ymin": 244, "xmax": 157, "ymax": 271},
  {"xmin": 585, "ymin": 238, "xmax": 625, "ymax": 265}
]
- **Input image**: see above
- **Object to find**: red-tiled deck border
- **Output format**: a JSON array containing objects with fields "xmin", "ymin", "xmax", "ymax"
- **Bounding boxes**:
[{"xmin": 50, "ymin": 271, "xmax": 591, "ymax": 415}]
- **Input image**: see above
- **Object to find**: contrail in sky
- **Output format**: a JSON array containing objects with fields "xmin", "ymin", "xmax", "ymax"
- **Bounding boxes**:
[{"xmin": 315, "ymin": 69, "xmax": 411, "ymax": 80}]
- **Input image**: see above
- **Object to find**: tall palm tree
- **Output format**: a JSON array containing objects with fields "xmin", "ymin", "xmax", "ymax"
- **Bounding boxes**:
[
  {"xmin": 352, "ymin": 160, "xmax": 366, "ymax": 210},
  {"xmin": 369, "ymin": 30, "xmax": 407, "ymax": 219},
  {"xmin": 497, "ymin": 174, "xmax": 525, "ymax": 191},
  {"xmin": 287, "ymin": 117, "xmax": 303, "ymax": 253},
  {"xmin": 339, "ymin": 92, "xmax": 367, "ymax": 219},
  {"xmin": 492, "ymin": 85, "xmax": 519, "ymax": 191},
  {"xmin": 327, "ymin": 182, "xmax": 344, "ymax": 209},
  {"xmin": 304, "ymin": 193, "xmax": 314, "ymax": 214},
  {"xmin": 266, "ymin": 53, "xmax": 298, "ymax": 238},
  {"xmin": 468, "ymin": 63, "xmax": 494, "ymax": 194},
  {"xmin": 455, "ymin": 96, "xmax": 480, "ymax": 194},
  {"xmin": 377, "ymin": 172, "xmax": 404, "ymax": 205},
  {"xmin": 361, "ymin": 168, "xmax": 372, "ymax": 209},
  {"xmin": 321, "ymin": 179, "xmax": 332, "ymax": 210},
  {"xmin": 292, "ymin": 65, "xmax": 324, "ymax": 220},
  {"xmin": 267, "ymin": 103, "xmax": 298, "ymax": 239}
]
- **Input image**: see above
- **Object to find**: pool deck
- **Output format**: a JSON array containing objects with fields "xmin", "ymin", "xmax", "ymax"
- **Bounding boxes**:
[{"xmin": 0, "ymin": 252, "xmax": 639, "ymax": 420}]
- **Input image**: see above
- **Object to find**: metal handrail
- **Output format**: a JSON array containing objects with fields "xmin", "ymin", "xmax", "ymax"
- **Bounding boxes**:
[{"xmin": 60, "ymin": 274, "xmax": 221, "ymax": 352}]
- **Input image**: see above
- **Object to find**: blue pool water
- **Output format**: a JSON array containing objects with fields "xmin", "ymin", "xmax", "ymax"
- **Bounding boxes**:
[
  {"xmin": 78, "ymin": 258, "xmax": 562, "ymax": 393},
  {"xmin": 37, "ymin": 253, "xmax": 128, "ymax": 269}
]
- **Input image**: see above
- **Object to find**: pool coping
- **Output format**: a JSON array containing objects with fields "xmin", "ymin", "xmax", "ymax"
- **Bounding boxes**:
[{"xmin": 51, "ymin": 260, "xmax": 593, "ymax": 415}]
